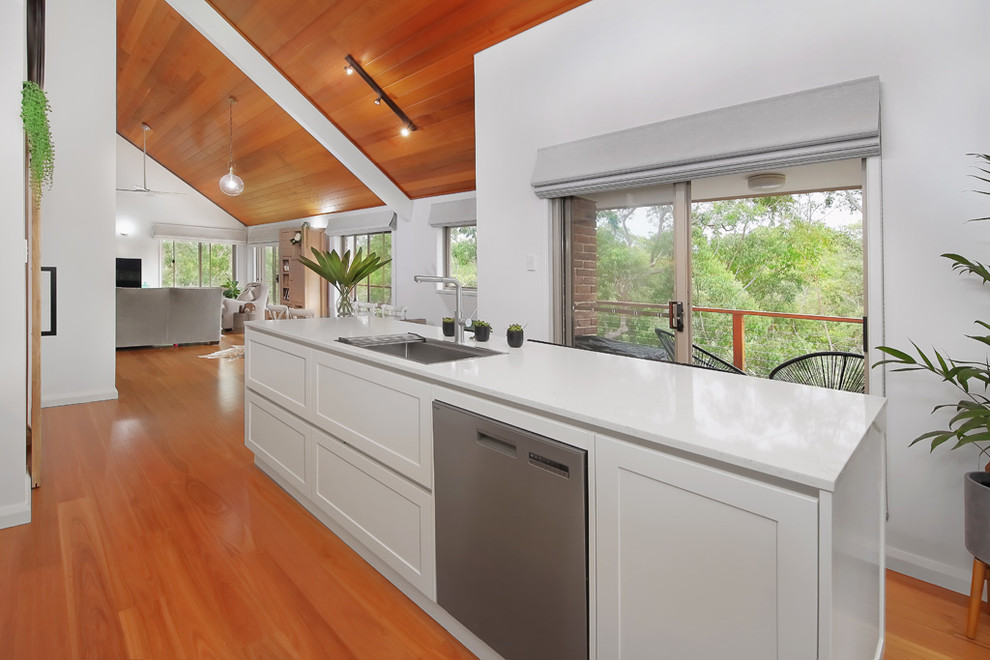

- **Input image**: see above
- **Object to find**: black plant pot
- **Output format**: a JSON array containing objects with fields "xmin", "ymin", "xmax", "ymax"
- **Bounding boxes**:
[
  {"xmin": 965, "ymin": 472, "xmax": 990, "ymax": 562},
  {"xmin": 442, "ymin": 319, "xmax": 455, "ymax": 337},
  {"xmin": 473, "ymin": 325, "xmax": 491, "ymax": 342},
  {"xmin": 507, "ymin": 329, "xmax": 524, "ymax": 348}
]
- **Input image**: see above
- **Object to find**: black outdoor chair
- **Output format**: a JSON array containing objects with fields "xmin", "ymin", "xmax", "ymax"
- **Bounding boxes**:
[
  {"xmin": 767, "ymin": 351, "xmax": 865, "ymax": 393},
  {"xmin": 655, "ymin": 328, "xmax": 746, "ymax": 375}
]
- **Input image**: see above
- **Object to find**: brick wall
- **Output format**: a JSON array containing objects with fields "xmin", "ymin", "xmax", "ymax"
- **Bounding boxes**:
[{"xmin": 571, "ymin": 197, "xmax": 598, "ymax": 337}]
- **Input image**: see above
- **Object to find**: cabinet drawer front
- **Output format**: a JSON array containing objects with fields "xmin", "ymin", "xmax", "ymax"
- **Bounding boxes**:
[
  {"xmin": 596, "ymin": 435, "xmax": 818, "ymax": 660},
  {"xmin": 246, "ymin": 333, "xmax": 309, "ymax": 417},
  {"xmin": 312, "ymin": 429, "xmax": 435, "ymax": 599},
  {"xmin": 313, "ymin": 353, "xmax": 432, "ymax": 488},
  {"xmin": 245, "ymin": 392, "xmax": 309, "ymax": 494}
]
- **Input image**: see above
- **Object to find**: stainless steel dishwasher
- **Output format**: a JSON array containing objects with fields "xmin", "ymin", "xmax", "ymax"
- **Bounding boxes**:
[{"xmin": 433, "ymin": 401, "xmax": 588, "ymax": 660}]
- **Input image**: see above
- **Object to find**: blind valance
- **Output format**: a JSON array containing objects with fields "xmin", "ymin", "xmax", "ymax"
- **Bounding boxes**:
[
  {"xmin": 428, "ymin": 196, "xmax": 477, "ymax": 227},
  {"xmin": 151, "ymin": 223, "xmax": 247, "ymax": 244},
  {"xmin": 531, "ymin": 77, "xmax": 880, "ymax": 199},
  {"xmin": 325, "ymin": 208, "xmax": 397, "ymax": 236}
]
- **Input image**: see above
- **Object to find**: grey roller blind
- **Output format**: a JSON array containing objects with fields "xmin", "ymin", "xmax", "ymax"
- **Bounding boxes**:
[
  {"xmin": 325, "ymin": 208, "xmax": 397, "ymax": 236},
  {"xmin": 428, "ymin": 195, "xmax": 477, "ymax": 227},
  {"xmin": 532, "ymin": 77, "xmax": 880, "ymax": 199},
  {"xmin": 151, "ymin": 223, "xmax": 246, "ymax": 244}
]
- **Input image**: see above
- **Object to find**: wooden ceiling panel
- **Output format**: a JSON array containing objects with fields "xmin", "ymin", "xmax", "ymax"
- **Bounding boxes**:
[
  {"xmin": 117, "ymin": 0, "xmax": 382, "ymax": 225},
  {"xmin": 119, "ymin": 0, "xmax": 591, "ymax": 224}
]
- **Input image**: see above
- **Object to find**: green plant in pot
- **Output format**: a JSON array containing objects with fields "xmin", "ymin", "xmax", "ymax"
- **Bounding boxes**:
[
  {"xmin": 472, "ymin": 320, "xmax": 491, "ymax": 342},
  {"xmin": 507, "ymin": 323, "xmax": 525, "ymax": 348},
  {"xmin": 875, "ymin": 153, "xmax": 990, "ymax": 622},
  {"xmin": 221, "ymin": 279, "xmax": 241, "ymax": 299},
  {"xmin": 298, "ymin": 247, "xmax": 391, "ymax": 317},
  {"xmin": 442, "ymin": 317, "xmax": 456, "ymax": 337}
]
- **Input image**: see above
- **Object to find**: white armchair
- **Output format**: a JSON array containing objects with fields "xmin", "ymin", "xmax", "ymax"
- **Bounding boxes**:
[{"xmin": 222, "ymin": 282, "xmax": 269, "ymax": 330}]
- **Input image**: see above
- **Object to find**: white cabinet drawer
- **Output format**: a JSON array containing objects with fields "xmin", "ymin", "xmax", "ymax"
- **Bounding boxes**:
[
  {"xmin": 311, "ymin": 428, "xmax": 435, "ymax": 599},
  {"xmin": 246, "ymin": 331, "xmax": 310, "ymax": 417},
  {"xmin": 312, "ymin": 352, "xmax": 433, "ymax": 488},
  {"xmin": 245, "ymin": 391, "xmax": 311, "ymax": 494},
  {"xmin": 596, "ymin": 435, "xmax": 818, "ymax": 660}
]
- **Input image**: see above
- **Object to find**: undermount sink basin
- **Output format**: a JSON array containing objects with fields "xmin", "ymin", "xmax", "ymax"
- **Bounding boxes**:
[{"xmin": 338, "ymin": 333, "xmax": 502, "ymax": 364}]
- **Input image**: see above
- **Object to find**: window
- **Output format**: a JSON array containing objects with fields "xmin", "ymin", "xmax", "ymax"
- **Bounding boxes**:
[
  {"xmin": 161, "ymin": 240, "xmax": 234, "ymax": 288},
  {"xmin": 252, "ymin": 244, "xmax": 278, "ymax": 305},
  {"xmin": 560, "ymin": 160, "xmax": 867, "ymax": 381},
  {"xmin": 342, "ymin": 231, "xmax": 392, "ymax": 304},
  {"xmin": 444, "ymin": 225, "xmax": 477, "ymax": 288}
]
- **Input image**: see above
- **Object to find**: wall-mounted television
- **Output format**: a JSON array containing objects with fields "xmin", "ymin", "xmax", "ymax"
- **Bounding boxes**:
[{"xmin": 116, "ymin": 257, "xmax": 142, "ymax": 288}]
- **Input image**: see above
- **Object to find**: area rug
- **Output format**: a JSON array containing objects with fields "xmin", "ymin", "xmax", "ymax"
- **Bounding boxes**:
[{"xmin": 198, "ymin": 345, "xmax": 244, "ymax": 360}]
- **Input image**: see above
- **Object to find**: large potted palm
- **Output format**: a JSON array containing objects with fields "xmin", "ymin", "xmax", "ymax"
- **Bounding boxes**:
[
  {"xmin": 298, "ymin": 247, "xmax": 391, "ymax": 317},
  {"xmin": 876, "ymin": 153, "xmax": 990, "ymax": 634}
]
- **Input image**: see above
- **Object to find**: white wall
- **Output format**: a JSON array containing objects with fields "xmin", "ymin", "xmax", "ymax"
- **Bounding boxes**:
[
  {"xmin": 40, "ymin": 0, "xmax": 117, "ymax": 408},
  {"xmin": 115, "ymin": 135, "xmax": 245, "ymax": 287},
  {"xmin": 475, "ymin": 0, "xmax": 990, "ymax": 594},
  {"xmin": 394, "ymin": 191, "xmax": 479, "ymax": 325},
  {"xmin": 0, "ymin": 0, "xmax": 30, "ymax": 528}
]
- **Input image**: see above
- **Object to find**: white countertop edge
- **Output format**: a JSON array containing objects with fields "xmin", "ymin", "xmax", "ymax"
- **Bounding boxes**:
[{"xmin": 244, "ymin": 317, "xmax": 886, "ymax": 492}]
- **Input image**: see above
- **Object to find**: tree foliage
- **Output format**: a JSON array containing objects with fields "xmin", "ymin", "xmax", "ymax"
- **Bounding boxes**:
[{"xmin": 590, "ymin": 191, "xmax": 864, "ymax": 376}]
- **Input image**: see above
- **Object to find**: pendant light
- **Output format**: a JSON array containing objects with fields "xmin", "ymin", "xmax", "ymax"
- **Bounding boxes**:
[{"xmin": 219, "ymin": 96, "xmax": 244, "ymax": 196}]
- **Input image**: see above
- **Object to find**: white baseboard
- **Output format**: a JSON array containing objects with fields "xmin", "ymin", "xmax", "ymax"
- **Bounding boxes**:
[
  {"xmin": 0, "ymin": 473, "xmax": 31, "ymax": 529},
  {"xmin": 886, "ymin": 546, "xmax": 972, "ymax": 596},
  {"xmin": 42, "ymin": 388, "xmax": 119, "ymax": 408}
]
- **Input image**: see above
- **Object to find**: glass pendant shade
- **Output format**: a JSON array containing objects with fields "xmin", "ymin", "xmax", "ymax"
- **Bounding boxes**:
[
  {"xmin": 220, "ymin": 96, "xmax": 244, "ymax": 196},
  {"xmin": 219, "ymin": 166, "xmax": 244, "ymax": 196}
]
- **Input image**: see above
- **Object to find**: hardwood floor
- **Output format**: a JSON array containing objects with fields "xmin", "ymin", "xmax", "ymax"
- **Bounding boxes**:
[
  {"xmin": 0, "ymin": 336, "xmax": 473, "ymax": 659},
  {"xmin": 2, "ymin": 334, "xmax": 990, "ymax": 658}
]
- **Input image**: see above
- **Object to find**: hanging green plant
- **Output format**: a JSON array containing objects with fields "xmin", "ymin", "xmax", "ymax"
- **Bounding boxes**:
[{"xmin": 20, "ymin": 80, "xmax": 54, "ymax": 202}]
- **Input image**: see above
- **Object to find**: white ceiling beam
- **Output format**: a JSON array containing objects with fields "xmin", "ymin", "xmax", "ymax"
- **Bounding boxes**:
[{"xmin": 164, "ymin": 0, "xmax": 413, "ymax": 220}]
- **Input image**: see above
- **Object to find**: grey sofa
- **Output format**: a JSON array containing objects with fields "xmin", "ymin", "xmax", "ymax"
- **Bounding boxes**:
[{"xmin": 116, "ymin": 287, "xmax": 222, "ymax": 348}]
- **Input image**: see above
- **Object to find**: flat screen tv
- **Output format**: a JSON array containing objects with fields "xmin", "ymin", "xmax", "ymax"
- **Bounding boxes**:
[{"xmin": 116, "ymin": 257, "xmax": 142, "ymax": 288}]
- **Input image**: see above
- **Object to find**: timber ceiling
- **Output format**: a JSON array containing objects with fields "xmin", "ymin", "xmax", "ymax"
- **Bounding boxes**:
[{"xmin": 117, "ymin": 0, "xmax": 591, "ymax": 226}]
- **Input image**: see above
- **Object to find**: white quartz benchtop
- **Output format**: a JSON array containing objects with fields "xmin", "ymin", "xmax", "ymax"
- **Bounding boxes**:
[{"xmin": 246, "ymin": 316, "xmax": 886, "ymax": 491}]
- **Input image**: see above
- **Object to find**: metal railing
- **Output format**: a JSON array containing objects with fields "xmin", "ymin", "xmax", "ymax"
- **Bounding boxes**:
[{"xmin": 578, "ymin": 300, "xmax": 863, "ymax": 377}]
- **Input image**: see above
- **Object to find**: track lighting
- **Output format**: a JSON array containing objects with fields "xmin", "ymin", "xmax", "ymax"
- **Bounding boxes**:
[{"xmin": 344, "ymin": 54, "xmax": 418, "ymax": 138}]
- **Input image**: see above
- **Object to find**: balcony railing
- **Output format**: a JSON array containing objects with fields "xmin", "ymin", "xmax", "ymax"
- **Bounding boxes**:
[{"xmin": 578, "ymin": 300, "xmax": 864, "ymax": 376}]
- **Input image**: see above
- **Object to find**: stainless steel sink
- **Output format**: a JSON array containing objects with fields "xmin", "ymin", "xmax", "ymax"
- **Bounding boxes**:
[{"xmin": 338, "ymin": 333, "xmax": 502, "ymax": 364}]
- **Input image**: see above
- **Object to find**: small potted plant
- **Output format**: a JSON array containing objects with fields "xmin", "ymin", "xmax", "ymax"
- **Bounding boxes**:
[
  {"xmin": 472, "ymin": 320, "xmax": 491, "ymax": 342},
  {"xmin": 442, "ymin": 317, "xmax": 456, "ymax": 337},
  {"xmin": 506, "ymin": 323, "xmax": 525, "ymax": 348},
  {"xmin": 221, "ymin": 279, "xmax": 241, "ymax": 299}
]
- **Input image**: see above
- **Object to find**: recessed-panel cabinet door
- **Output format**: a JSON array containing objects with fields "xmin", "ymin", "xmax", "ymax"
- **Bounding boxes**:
[
  {"xmin": 311, "ymin": 428, "xmax": 435, "ymax": 599},
  {"xmin": 596, "ymin": 435, "xmax": 818, "ymax": 660},
  {"xmin": 312, "ymin": 352, "xmax": 432, "ymax": 488},
  {"xmin": 245, "ymin": 332, "xmax": 309, "ymax": 417}
]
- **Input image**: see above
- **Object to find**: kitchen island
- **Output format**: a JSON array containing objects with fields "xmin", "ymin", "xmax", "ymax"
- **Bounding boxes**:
[{"xmin": 244, "ymin": 316, "xmax": 885, "ymax": 660}]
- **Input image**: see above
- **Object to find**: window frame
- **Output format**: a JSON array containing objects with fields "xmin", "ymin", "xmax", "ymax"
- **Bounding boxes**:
[
  {"xmin": 442, "ymin": 224, "xmax": 477, "ymax": 290},
  {"xmin": 160, "ymin": 239, "xmax": 236, "ymax": 288},
  {"xmin": 341, "ymin": 230, "xmax": 393, "ymax": 305}
]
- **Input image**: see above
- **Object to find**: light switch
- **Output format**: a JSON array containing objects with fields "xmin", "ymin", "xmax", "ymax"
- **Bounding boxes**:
[{"xmin": 526, "ymin": 254, "xmax": 536, "ymax": 271}]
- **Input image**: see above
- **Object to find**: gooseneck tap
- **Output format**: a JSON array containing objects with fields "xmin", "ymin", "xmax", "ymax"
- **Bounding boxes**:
[{"xmin": 414, "ymin": 275, "xmax": 465, "ymax": 343}]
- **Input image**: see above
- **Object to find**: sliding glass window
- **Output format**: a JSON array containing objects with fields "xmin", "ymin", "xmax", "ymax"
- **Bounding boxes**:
[{"xmin": 161, "ymin": 240, "xmax": 234, "ymax": 288}]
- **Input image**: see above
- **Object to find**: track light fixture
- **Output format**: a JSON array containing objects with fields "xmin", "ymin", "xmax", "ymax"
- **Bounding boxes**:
[{"xmin": 343, "ymin": 54, "xmax": 417, "ymax": 137}]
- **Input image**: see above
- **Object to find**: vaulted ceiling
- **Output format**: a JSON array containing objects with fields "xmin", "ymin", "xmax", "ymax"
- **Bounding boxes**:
[{"xmin": 117, "ymin": 0, "xmax": 591, "ymax": 226}]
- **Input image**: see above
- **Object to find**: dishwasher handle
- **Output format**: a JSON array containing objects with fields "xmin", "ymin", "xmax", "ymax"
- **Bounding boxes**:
[{"xmin": 476, "ymin": 431, "xmax": 517, "ymax": 458}]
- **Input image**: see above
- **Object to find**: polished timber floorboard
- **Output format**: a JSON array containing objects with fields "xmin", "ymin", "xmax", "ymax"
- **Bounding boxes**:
[
  {"xmin": 1, "ymin": 336, "xmax": 990, "ymax": 658},
  {"xmin": 0, "ymin": 336, "xmax": 473, "ymax": 659}
]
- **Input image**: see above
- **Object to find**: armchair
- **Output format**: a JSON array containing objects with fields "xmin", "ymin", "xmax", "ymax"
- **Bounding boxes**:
[{"xmin": 222, "ymin": 281, "xmax": 269, "ymax": 330}]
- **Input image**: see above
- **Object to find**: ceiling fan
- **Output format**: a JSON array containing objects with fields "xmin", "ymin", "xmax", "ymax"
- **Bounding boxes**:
[{"xmin": 116, "ymin": 123, "xmax": 183, "ymax": 195}]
